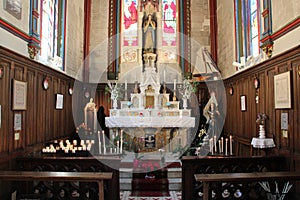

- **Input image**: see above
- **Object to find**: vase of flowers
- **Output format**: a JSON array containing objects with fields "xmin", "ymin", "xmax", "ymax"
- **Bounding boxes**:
[
  {"xmin": 105, "ymin": 81, "xmax": 124, "ymax": 109},
  {"xmin": 178, "ymin": 79, "xmax": 198, "ymax": 109},
  {"xmin": 256, "ymin": 113, "xmax": 268, "ymax": 139}
]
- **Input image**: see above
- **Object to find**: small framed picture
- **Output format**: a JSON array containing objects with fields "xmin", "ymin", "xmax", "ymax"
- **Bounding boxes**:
[
  {"xmin": 240, "ymin": 95, "xmax": 246, "ymax": 111},
  {"xmin": 12, "ymin": 79, "xmax": 27, "ymax": 110},
  {"xmin": 56, "ymin": 94, "xmax": 64, "ymax": 109}
]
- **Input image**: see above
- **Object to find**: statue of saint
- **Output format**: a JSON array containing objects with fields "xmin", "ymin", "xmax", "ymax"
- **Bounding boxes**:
[
  {"xmin": 203, "ymin": 93, "xmax": 221, "ymax": 137},
  {"xmin": 143, "ymin": 14, "xmax": 156, "ymax": 53}
]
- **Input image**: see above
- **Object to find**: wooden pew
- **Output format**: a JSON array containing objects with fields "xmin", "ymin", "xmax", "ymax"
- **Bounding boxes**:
[
  {"xmin": 194, "ymin": 171, "xmax": 300, "ymax": 200},
  {"xmin": 0, "ymin": 171, "xmax": 112, "ymax": 200},
  {"xmin": 181, "ymin": 156, "xmax": 288, "ymax": 200}
]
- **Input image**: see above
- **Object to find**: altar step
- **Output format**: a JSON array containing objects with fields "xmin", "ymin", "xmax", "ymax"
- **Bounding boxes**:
[{"xmin": 119, "ymin": 166, "xmax": 182, "ymax": 191}]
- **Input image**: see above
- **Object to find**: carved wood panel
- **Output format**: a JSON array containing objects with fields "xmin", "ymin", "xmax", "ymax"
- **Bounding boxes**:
[
  {"xmin": 0, "ymin": 47, "xmax": 77, "ymax": 162},
  {"xmin": 224, "ymin": 46, "xmax": 300, "ymax": 160}
]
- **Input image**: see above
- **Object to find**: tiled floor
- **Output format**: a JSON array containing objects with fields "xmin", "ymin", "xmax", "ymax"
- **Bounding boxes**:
[{"xmin": 120, "ymin": 191, "xmax": 182, "ymax": 200}]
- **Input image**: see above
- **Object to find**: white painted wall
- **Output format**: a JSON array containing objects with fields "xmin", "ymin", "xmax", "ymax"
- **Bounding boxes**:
[
  {"xmin": 216, "ymin": 1, "xmax": 300, "ymax": 79},
  {"xmin": 0, "ymin": 0, "xmax": 30, "ymax": 57},
  {"xmin": 65, "ymin": 0, "xmax": 85, "ymax": 80}
]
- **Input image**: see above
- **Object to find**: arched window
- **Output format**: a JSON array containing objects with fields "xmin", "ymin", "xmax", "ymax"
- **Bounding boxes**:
[
  {"xmin": 109, "ymin": 0, "xmax": 191, "ymax": 80},
  {"xmin": 40, "ymin": 0, "xmax": 66, "ymax": 71},
  {"xmin": 235, "ymin": 0, "xmax": 260, "ymax": 62},
  {"xmin": 123, "ymin": 0, "xmax": 138, "ymax": 46}
]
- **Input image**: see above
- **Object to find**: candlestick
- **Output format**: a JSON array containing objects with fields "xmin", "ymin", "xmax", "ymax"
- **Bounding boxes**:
[
  {"xmin": 210, "ymin": 138, "xmax": 213, "ymax": 155},
  {"xmin": 120, "ymin": 130, "xmax": 123, "ymax": 153},
  {"xmin": 214, "ymin": 136, "xmax": 217, "ymax": 153},
  {"xmin": 102, "ymin": 130, "xmax": 106, "ymax": 148},
  {"xmin": 174, "ymin": 79, "xmax": 176, "ymax": 90},
  {"xmin": 229, "ymin": 135, "xmax": 233, "ymax": 155},
  {"xmin": 221, "ymin": 137, "xmax": 224, "ymax": 153},
  {"xmin": 225, "ymin": 138, "xmax": 228, "ymax": 156},
  {"xmin": 116, "ymin": 141, "xmax": 119, "ymax": 154},
  {"xmin": 98, "ymin": 131, "xmax": 101, "ymax": 154}
]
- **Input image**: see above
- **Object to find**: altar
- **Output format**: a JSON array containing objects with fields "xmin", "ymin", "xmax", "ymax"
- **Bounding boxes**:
[
  {"xmin": 105, "ymin": 58, "xmax": 195, "ymax": 153},
  {"xmin": 106, "ymin": 109, "xmax": 195, "ymax": 152}
]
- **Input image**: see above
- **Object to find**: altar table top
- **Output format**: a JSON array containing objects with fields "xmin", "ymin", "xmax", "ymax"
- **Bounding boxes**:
[{"xmin": 105, "ymin": 116, "xmax": 195, "ymax": 128}]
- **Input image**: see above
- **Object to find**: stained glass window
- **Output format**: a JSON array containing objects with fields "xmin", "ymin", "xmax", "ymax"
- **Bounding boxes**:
[
  {"xmin": 40, "ymin": 0, "xmax": 66, "ymax": 70},
  {"xmin": 235, "ymin": 0, "xmax": 260, "ymax": 62},
  {"xmin": 123, "ymin": 0, "xmax": 138, "ymax": 46},
  {"xmin": 162, "ymin": 0, "xmax": 177, "ymax": 46}
]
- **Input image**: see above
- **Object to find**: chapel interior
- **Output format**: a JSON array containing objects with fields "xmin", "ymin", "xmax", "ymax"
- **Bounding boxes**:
[{"xmin": 1, "ymin": 0, "xmax": 300, "ymax": 200}]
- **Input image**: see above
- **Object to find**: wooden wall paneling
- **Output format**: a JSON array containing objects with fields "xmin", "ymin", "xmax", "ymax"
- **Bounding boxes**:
[
  {"xmin": 52, "ymin": 77, "xmax": 58, "ymax": 139},
  {"xmin": 25, "ymin": 69, "xmax": 37, "ymax": 146},
  {"xmin": 36, "ymin": 73, "xmax": 46, "ymax": 144},
  {"xmin": 224, "ymin": 46, "xmax": 300, "ymax": 158},
  {"xmin": 65, "ymin": 80, "xmax": 75, "ymax": 135},
  {"xmin": 291, "ymin": 58, "xmax": 300, "ymax": 154},
  {"xmin": 60, "ymin": 79, "xmax": 67, "ymax": 137},
  {"xmin": 0, "ymin": 61, "xmax": 10, "ymax": 154}
]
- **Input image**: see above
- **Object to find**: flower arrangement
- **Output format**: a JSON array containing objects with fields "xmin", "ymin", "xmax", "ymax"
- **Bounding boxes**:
[
  {"xmin": 105, "ymin": 81, "xmax": 124, "ymax": 100},
  {"xmin": 256, "ymin": 113, "xmax": 268, "ymax": 125},
  {"xmin": 177, "ymin": 79, "xmax": 198, "ymax": 99}
]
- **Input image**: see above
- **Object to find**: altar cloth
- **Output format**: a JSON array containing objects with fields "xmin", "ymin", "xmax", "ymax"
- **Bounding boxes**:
[
  {"xmin": 251, "ymin": 137, "xmax": 275, "ymax": 148},
  {"xmin": 105, "ymin": 116, "xmax": 195, "ymax": 128}
]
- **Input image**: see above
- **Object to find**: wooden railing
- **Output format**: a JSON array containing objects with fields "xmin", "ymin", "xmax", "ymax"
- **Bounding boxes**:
[
  {"xmin": 0, "ymin": 171, "xmax": 112, "ymax": 200},
  {"xmin": 194, "ymin": 171, "xmax": 300, "ymax": 200},
  {"xmin": 16, "ymin": 155, "xmax": 121, "ymax": 200}
]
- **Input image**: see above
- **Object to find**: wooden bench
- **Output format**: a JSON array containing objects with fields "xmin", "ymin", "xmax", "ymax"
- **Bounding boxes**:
[
  {"xmin": 194, "ymin": 171, "xmax": 300, "ymax": 200},
  {"xmin": 0, "ymin": 171, "xmax": 112, "ymax": 200}
]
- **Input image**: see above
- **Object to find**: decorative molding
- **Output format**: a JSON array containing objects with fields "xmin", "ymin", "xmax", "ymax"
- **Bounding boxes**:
[
  {"xmin": 261, "ymin": 17, "xmax": 300, "ymax": 43},
  {"xmin": 27, "ymin": 41, "xmax": 40, "ymax": 59},
  {"xmin": 0, "ymin": 18, "xmax": 40, "ymax": 44}
]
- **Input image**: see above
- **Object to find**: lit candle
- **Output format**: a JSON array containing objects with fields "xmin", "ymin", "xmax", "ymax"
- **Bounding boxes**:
[
  {"xmin": 225, "ymin": 138, "xmax": 228, "ymax": 156},
  {"xmin": 230, "ymin": 135, "xmax": 233, "ymax": 155},
  {"xmin": 164, "ymin": 70, "xmax": 166, "ymax": 82},
  {"xmin": 125, "ymin": 80, "xmax": 127, "ymax": 91},
  {"xmin": 218, "ymin": 140, "xmax": 221, "ymax": 154}
]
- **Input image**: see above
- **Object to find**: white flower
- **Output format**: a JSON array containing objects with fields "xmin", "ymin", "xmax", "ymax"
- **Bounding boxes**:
[{"xmin": 178, "ymin": 79, "xmax": 197, "ymax": 99}]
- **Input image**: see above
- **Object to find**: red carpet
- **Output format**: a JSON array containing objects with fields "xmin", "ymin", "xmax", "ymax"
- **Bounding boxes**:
[
  {"xmin": 131, "ymin": 191, "xmax": 170, "ymax": 197},
  {"xmin": 120, "ymin": 161, "xmax": 181, "ymax": 169}
]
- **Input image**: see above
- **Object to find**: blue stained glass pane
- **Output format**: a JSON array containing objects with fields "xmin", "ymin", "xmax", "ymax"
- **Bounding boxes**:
[{"xmin": 250, "ymin": 0, "xmax": 257, "ymax": 12}]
